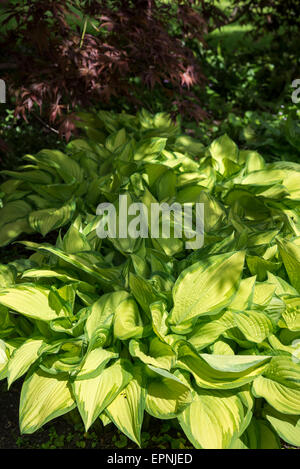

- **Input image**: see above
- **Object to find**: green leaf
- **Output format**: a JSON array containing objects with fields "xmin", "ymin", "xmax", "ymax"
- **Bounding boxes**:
[
  {"xmin": 277, "ymin": 238, "xmax": 300, "ymax": 292},
  {"xmin": 20, "ymin": 369, "xmax": 76, "ymax": 434},
  {"xmin": 134, "ymin": 138, "xmax": 167, "ymax": 160},
  {"xmin": 129, "ymin": 273, "xmax": 160, "ymax": 316},
  {"xmin": 150, "ymin": 301, "xmax": 169, "ymax": 342},
  {"xmin": 169, "ymin": 251, "xmax": 245, "ymax": 329},
  {"xmin": 0, "ymin": 264, "xmax": 16, "ymax": 288},
  {"xmin": 114, "ymin": 298, "xmax": 150, "ymax": 340},
  {"xmin": 246, "ymin": 255, "xmax": 280, "ymax": 282},
  {"xmin": 8, "ymin": 338, "xmax": 44, "ymax": 388},
  {"xmin": 0, "ymin": 285, "xmax": 65, "ymax": 321},
  {"xmin": 252, "ymin": 282, "xmax": 276, "ymax": 307},
  {"xmin": 267, "ymin": 272, "xmax": 298, "ymax": 296},
  {"xmin": 36, "ymin": 149, "xmax": 84, "ymax": 183},
  {"xmin": 264, "ymin": 406, "xmax": 300, "ymax": 447},
  {"xmin": 29, "ymin": 200, "xmax": 76, "ymax": 237},
  {"xmin": 0, "ymin": 339, "xmax": 9, "ymax": 379},
  {"xmin": 0, "ymin": 200, "xmax": 33, "ymax": 246},
  {"xmin": 176, "ymin": 343, "xmax": 270, "ymax": 389},
  {"xmin": 229, "ymin": 276, "xmax": 256, "ymax": 311},
  {"xmin": 200, "ymin": 353, "xmax": 272, "ymax": 373},
  {"xmin": 279, "ymin": 297, "xmax": 300, "ymax": 331},
  {"xmin": 263, "ymin": 356, "xmax": 300, "ymax": 390},
  {"xmin": 237, "ymin": 417, "xmax": 280, "ymax": 449},
  {"xmin": 209, "ymin": 134, "xmax": 239, "ymax": 173},
  {"xmin": 234, "ymin": 310, "xmax": 274, "ymax": 343},
  {"xmin": 76, "ymin": 348, "xmax": 118, "ymax": 380},
  {"xmin": 85, "ymin": 291, "xmax": 130, "ymax": 342},
  {"xmin": 145, "ymin": 372, "xmax": 191, "ymax": 419},
  {"xmin": 253, "ymin": 375, "xmax": 300, "ymax": 415},
  {"xmin": 21, "ymin": 242, "xmax": 120, "ymax": 286},
  {"xmin": 188, "ymin": 311, "xmax": 235, "ymax": 351},
  {"xmin": 73, "ymin": 359, "xmax": 132, "ymax": 431},
  {"xmin": 1, "ymin": 169, "xmax": 53, "ymax": 184},
  {"xmin": 129, "ymin": 338, "xmax": 176, "ymax": 371},
  {"xmin": 106, "ymin": 365, "xmax": 145, "ymax": 446},
  {"xmin": 105, "ymin": 129, "xmax": 127, "ymax": 153},
  {"xmin": 198, "ymin": 191, "xmax": 226, "ymax": 232},
  {"xmin": 178, "ymin": 389, "xmax": 245, "ymax": 449}
]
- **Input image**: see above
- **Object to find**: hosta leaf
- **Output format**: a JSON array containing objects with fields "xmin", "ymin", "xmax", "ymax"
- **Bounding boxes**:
[
  {"xmin": 105, "ymin": 128, "xmax": 127, "ymax": 153},
  {"xmin": 63, "ymin": 224, "xmax": 91, "ymax": 254},
  {"xmin": 176, "ymin": 344, "xmax": 270, "ymax": 389},
  {"xmin": 279, "ymin": 297, "xmax": 300, "ymax": 331},
  {"xmin": 0, "ymin": 285, "xmax": 65, "ymax": 321},
  {"xmin": 1, "ymin": 169, "xmax": 53, "ymax": 184},
  {"xmin": 36, "ymin": 149, "xmax": 84, "ymax": 183},
  {"xmin": 240, "ymin": 150, "xmax": 265, "ymax": 171},
  {"xmin": 85, "ymin": 291, "xmax": 130, "ymax": 342},
  {"xmin": 73, "ymin": 359, "xmax": 132, "ymax": 431},
  {"xmin": 134, "ymin": 137, "xmax": 167, "ymax": 160},
  {"xmin": 229, "ymin": 276, "xmax": 256, "ymax": 311},
  {"xmin": 156, "ymin": 169, "xmax": 177, "ymax": 201},
  {"xmin": 150, "ymin": 301, "xmax": 169, "ymax": 342},
  {"xmin": 277, "ymin": 238, "xmax": 300, "ymax": 292},
  {"xmin": 114, "ymin": 298, "xmax": 150, "ymax": 340},
  {"xmin": 240, "ymin": 167, "xmax": 284, "ymax": 188},
  {"xmin": 21, "ymin": 268, "xmax": 95, "ymax": 293},
  {"xmin": 33, "ymin": 181, "xmax": 81, "ymax": 203},
  {"xmin": 264, "ymin": 406, "xmax": 300, "ymax": 447},
  {"xmin": 0, "ymin": 264, "xmax": 16, "ymax": 288},
  {"xmin": 106, "ymin": 366, "xmax": 145, "ymax": 446},
  {"xmin": 21, "ymin": 242, "xmax": 120, "ymax": 286},
  {"xmin": 252, "ymin": 375, "xmax": 300, "ymax": 414},
  {"xmin": 267, "ymin": 272, "xmax": 298, "ymax": 296},
  {"xmin": 7, "ymin": 338, "xmax": 44, "ymax": 388},
  {"xmin": 246, "ymin": 255, "xmax": 280, "ymax": 281},
  {"xmin": 200, "ymin": 353, "xmax": 271, "ymax": 373},
  {"xmin": 263, "ymin": 356, "xmax": 300, "ymax": 390},
  {"xmin": 0, "ymin": 305, "xmax": 15, "ymax": 338},
  {"xmin": 252, "ymin": 282, "xmax": 276, "ymax": 307},
  {"xmin": 169, "ymin": 251, "xmax": 245, "ymax": 329},
  {"xmin": 212, "ymin": 339, "xmax": 235, "ymax": 355},
  {"xmin": 236, "ymin": 417, "xmax": 280, "ymax": 449},
  {"xmin": 29, "ymin": 200, "xmax": 76, "ymax": 237},
  {"xmin": 178, "ymin": 389, "xmax": 245, "ymax": 449},
  {"xmin": 76, "ymin": 348, "xmax": 118, "ymax": 380},
  {"xmin": 129, "ymin": 338, "xmax": 175, "ymax": 371},
  {"xmin": 0, "ymin": 200, "xmax": 32, "ymax": 226},
  {"xmin": 0, "ymin": 200, "xmax": 33, "ymax": 246},
  {"xmin": 48, "ymin": 284, "xmax": 76, "ymax": 317},
  {"xmin": 20, "ymin": 369, "xmax": 76, "ymax": 434},
  {"xmin": 145, "ymin": 372, "xmax": 191, "ymax": 419},
  {"xmin": 152, "ymin": 236, "xmax": 183, "ymax": 257},
  {"xmin": 198, "ymin": 191, "xmax": 226, "ymax": 232},
  {"xmin": 234, "ymin": 310, "xmax": 274, "ymax": 343},
  {"xmin": 188, "ymin": 311, "xmax": 235, "ymax": 351},
  {"xmin": 0, "ymin": 339, "xmax": 9, "ymax": 379},
  {"xmin": 174, "ymin": 135, "xmax": 204, "ymax": 156},
  {"xmin": 99, "ymin": 412, "xmax": 112, "ymax": 427},
  {"xmin": 209, "ymin": 134, "xmax": 239, "ymax": 173},
  {"xmin": 129, "ymin": 273, "xmax": 160, "ymax": 316}
]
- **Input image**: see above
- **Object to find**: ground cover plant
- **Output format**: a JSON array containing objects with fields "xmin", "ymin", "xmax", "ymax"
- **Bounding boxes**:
[{"xmin": 1, "ymin": 110, "xmax": 300, "ymax": 448}]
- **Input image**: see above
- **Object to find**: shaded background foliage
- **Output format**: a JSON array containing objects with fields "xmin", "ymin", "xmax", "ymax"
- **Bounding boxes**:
[
  {"xmin": 0, "ymin": 0, "xmax": 299, "ymax": 146},
  {"xmin": 0, "ymin": 0, "xmax": 225, "ymax": 138}
]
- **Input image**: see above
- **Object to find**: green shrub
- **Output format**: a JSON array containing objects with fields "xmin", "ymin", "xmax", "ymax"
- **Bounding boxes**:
[{"xmin": 1, "ymin": 109, "xmax": 300, "ymax": 448}]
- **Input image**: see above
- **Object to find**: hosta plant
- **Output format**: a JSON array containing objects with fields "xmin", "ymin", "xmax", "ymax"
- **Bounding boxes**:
[{"xmin": 1, "ymin": 109, "xmax": 300, "ymax": 448}]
